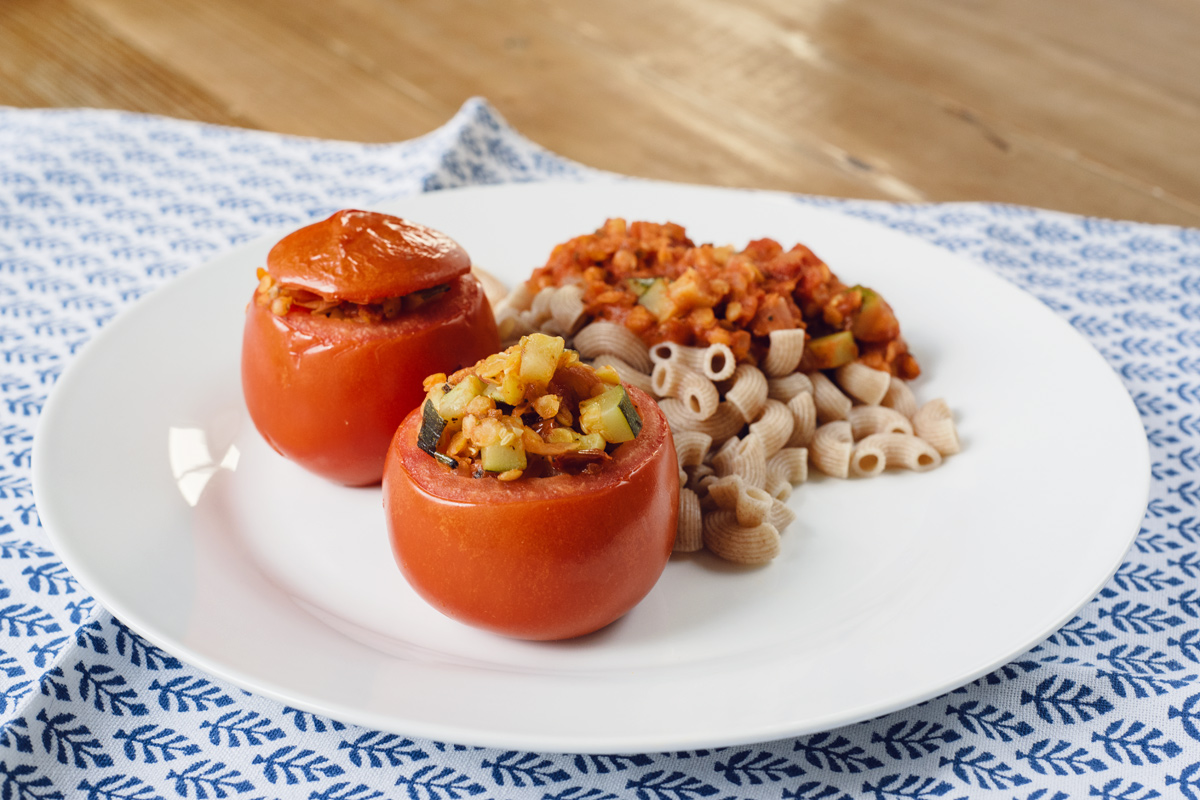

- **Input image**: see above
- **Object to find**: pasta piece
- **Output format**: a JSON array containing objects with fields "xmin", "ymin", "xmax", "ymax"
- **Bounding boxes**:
[
  {"xmin": 857, "ymin": 433, "xmax": 943, "ymax": 472},
  {"xmin": 724, "ymin": 364, "xmax": 768, "ymax": 422},
  {"xmin": 810, "ymin": 421, "xmax": 853, "ymax": 478},
  {"xmin": 767, "ymin": 372, "xmax": 813, "ymax": 402},
  {"xmin": 767, "ymin": 447, "xmax": 808, "ymax": 486},
  {"xmin": 835, "ymin": 362, "xmax": 891, "ymax": 405},
  {"xmin": 850, "ymin": 437, "xmax": 888, "ymax": 478},
  {"xmin": 711, "ymin": 432, "xmax": 767, "ymax": 489},
  {"xmin": 811, "ymin": 371, "xmax": 852, "ymax": 422},
  {"xmin": 764, "ymin": 474, "xmax": 792, "ymax": 501},
  {"xmin": 702, "ymin": 343, "xmax": 737, "ymax": 381},
  {"xmin": 529, "ymin": 284, "xmax": 557, "ymax": 321},
  {"xmin": 848, "ymin": 405, "xmax": 914, "ymax": 439},
  {"xmin": 749, "ymin": 399, "xmax": 794, "ymax": 457},
  {"xmin": 493, "ymin": 281, "xmax": 535, "ymax": 314},
  {"xmin": 658, "ymin": 398, "xmax": 745, "ymax": 442},
  {"xmin": 573, "ymin": 321, "xmax": 652, "ymax": 373},
  {"xmin": 762, "ymin": 329, "xmax": 806, "ymax": 377},
  {"xmin": 703, "ymin": 510, "xmax": 781, "ymax": 565},
  {"xmin": 548, "ymin": 284, "xmax": 587, "ymax": 335},
  {"xmin": 588, "ymin": 354, "xmax": 655, "ymax": 395},
  {"xmin": 706, "ymin": 475, "xmax": 773, "ymax": 528},
  {"xmin": 649, "ymin": 341, "xmax": 704, "ymax": 371},
  {"xmin": 913, "ymin": 398, "xmax": 960, "ymax": 456},
  {"xmin": 881, "ymin": 379, "xmax": 918, "ymax": 419},
  {"xmin": 673, "ymin": 430, "xmax": 714, "ymax": 468},
  {"xmin": 651, "ymin": 362, "xmax": 720, "ymax": 420},
  {"xmin": 785, "ymin": 391, "xmax": 817, "ymax": 447},
  {"xmin": 495, "ymin": 306, "xmax": 537, "ymax": 345},
  {"xmin": 685, "ymin": 462, "xmax": 715, "ymax": 493},
  {"xmin": 767, "ymin": 498, "xmax": 796, "ymax": 531},
  {"xmin": 674, "ymin": 488, "xmax": 704, "ymax": 553}
]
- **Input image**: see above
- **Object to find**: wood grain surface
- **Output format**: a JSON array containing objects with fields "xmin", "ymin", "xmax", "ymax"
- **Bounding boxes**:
[{"xmin": 2, "ymin": 0, "xmax": 1197, "ymax": 225}]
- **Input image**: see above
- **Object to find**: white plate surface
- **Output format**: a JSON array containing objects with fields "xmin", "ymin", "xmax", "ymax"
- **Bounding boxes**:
[{"xmin": 33, "ymin": 180, "xmax": 1149, "ymax": 753}]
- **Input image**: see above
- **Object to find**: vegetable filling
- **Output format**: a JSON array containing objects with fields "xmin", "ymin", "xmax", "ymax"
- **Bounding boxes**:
[
  {"xmin": 254, "ymin": 268, "xmax": 449, "ymax": 323},
  {"xmin": 418, "ymin": 333, "xmax": 643, "ymax": 481}
]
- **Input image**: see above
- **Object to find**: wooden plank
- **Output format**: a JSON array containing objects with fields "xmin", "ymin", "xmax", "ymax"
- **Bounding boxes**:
[
  {"xmin": 0, "ymin": 0, "xmax": 253, "ymax": 127},
  {"xmin": 79, "ymin": 0, "xmax": 892, "ymax": 198}
]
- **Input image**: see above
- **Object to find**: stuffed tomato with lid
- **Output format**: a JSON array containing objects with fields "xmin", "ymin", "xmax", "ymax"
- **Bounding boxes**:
[
  {"xmin": 242, "ymin": 209, "xmax": 499, "ymax": 486},
  {"xmin": 383, "ymin": 333, "xmax": 679, "ymax": 640}
]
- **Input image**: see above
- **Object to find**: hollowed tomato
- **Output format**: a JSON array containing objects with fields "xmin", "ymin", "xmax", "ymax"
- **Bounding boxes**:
[
  {"xmin": 383, "ymin": 386, "xmax": 680, "ymax": 641},
  {"xmin": 241, "ymin": 211, "xmax": 500, "ymax": 486}
]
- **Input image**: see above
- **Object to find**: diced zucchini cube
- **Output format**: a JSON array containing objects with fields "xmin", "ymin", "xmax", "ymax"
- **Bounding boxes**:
[
  {"xmin": 637, "ymin": 278, "xmax": 674, "ymax": 321},
  {"xmin": 437, "ymin": 376, "xmax": 484, "ymax": 421},
  {"xmin": 481, "ymin": 441, "xmax": 527, "ymax": 473},
  {"xmin": 484, "ymin": 369, "xmax": 524, "ymax": 406},
  {"xmin": 579, "ymin": 385, "xmax": 642, "ymax": 443}
]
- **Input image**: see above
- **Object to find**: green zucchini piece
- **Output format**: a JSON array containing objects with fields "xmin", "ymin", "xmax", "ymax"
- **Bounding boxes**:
[
  {"xmin": 806, "ymin": 331, "xmax": 858, "ymax": 370},
  {"xmin": 437, "ymin": 375, "xmax": 484, "ymax": 422},
  {"xmin": 417, "ymin": 400, "xmax": 447, "ymax": 458},
  {"xmin": 579, "ymin": 385, "xmax": 642, "ymax": 443},
  {"xmin": 481, "ymin": 441, "xmax": 527, "ymax": 473},
  {"xmin": 626, "ymin": 277, "xmax": 658, "ymax": 297},
  {"xmin": 636, "ymin": 278, "xmax": 672, "ymax": 321}
]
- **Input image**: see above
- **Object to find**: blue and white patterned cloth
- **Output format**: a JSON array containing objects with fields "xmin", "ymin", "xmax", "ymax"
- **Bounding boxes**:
[{"xmin": 0, "ymin": 97, "xmax": 1192, "ymax": 799}]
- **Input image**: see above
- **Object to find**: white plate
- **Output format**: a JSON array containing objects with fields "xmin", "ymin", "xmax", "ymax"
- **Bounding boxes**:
[{"xmin": 33, "ymin": 180, "xmax": 1149, "ymax": 753}]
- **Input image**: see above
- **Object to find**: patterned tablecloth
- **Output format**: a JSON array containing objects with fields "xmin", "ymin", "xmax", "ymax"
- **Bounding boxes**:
[{"xmin": 0, "ymin": 98, "xmax": 1191, "ymax": 800}]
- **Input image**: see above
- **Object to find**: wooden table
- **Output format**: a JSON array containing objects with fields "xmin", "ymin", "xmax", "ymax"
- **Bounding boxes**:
[{"xmin": 3, "ymin": 0, "xmax": 1197, "ymax": 226}]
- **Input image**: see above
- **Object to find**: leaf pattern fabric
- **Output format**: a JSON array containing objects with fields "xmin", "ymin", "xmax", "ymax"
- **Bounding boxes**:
[{"xmin": 0, "ymin": 97, "xmax": 1193, "ymax": 798}]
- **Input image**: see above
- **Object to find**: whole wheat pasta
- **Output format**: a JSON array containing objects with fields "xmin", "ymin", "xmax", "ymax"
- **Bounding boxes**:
[
  {"xmin": 703, "ymin": 510, "xmax": 781, "ymax": 565},
  {"xmin": 701, "ymin": 343, "xmax": 737, "ymax": 381},
  {"xmin": 685, "ymin": 462, "xmax": 715, "ymax": 494},
  {"xmin": 850, "ymin": 437, "xmax": 888, "ymax": 478},
  {"xmin": 573, "ymin": 321, "xmax": 652, "ymax": 373},
  {"xmin": 529, "ymin": 284, "xmax": 557, "ymax": 321},
  {"xmin": 548, "ymin": 284, "xmax": 587, "ymax": 334},
  {"xmin": 848, "ymin": 405, "xmax": 915, "ymax": 439},
  {"xmin": 495, "ymin": 306, "xmax": 537, "ymax": 345},
  {"xmin": 493, "ymin": 281, "xmax": 535, "ymax": 314},
  {"xmin": 766, "ymin": 447, "xmax": 808, "ymax": 486},
  {"xmin": 810, "ymin": 420, "xmax": 854, "ymax": 478},
  {"xmin": 811, "ymin": 371, "xmax": 852, "ymax": 422},
  {"xmin": 762, "ymin": 329, "xmax": 807, "ymax": 377},
  {"xmin": 748, "ymin": 399, "xmax": 794, "ymax": 457},
  {"xmin": 881, "ymin": 378, "xmax": 918, "ymax": 419},
  {"xmin": 711, "ymin": 432, "xmax": 767, "ymax": 488},
  {"xmin": 767, "ymin": 498, "xmax": 797, "ymax": 531},
  {"xmin": 649, "ymin": 341, "xmax": 704, "ymax": 370},
  {"xmin": 835, "ymin": 362, "xmax": 891, "ymax": 405},
  {"xmin": 857, "ymin": 433, "xmax": 943, "ymax": 472},
  {"xmin": 764, "ymin": 473, "xmax": 792, "ymax": 501},
  {"xmin": 767, "ymin": 372, "xmax": 813, "ymax": 402},
  {"xmin": 724, "ymin": 364, "xmax": 769, "ymax": 422},
  {"xmin": 706, "ymin": 475, "xmax": 773, "ymax": 528},
  {"xmin": 913, "ymin": 398, "xmax": 960, "ymax": 456},
  {"xmin": 785, "ymin": 391, "xmax": 817, "ymax": 447},
  {"xmin": 587, "ymin": 354, "xmax": 655, "ymax": 395},
  {"xmin": 658, "ymin": 398, "xmax": 746, "ymax": 442},
  {"xmin": 673, "ymin": 430, "xmax": 714, "ymax": 468},
  {"xmin": 651, "ymin": 362, "xmax": 720, "ymax": 420},
  {"xmin": 675, "ymin": 488, "xmax": 704, "ymax": 553}
]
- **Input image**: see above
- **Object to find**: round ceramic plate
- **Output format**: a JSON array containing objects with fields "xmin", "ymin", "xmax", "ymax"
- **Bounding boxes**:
[{"xmin": 33, "ymin": 180, "xmax": 1149, "ymax": 753}]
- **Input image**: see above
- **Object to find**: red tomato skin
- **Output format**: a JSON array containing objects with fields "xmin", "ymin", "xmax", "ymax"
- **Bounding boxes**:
[
  {"xmin": 242, "ymin": 274, "xmax": 499, "ymax": 486},
  {"xmin": 383, "ymin": 386, "xmax": 679, "ymax": 641}
]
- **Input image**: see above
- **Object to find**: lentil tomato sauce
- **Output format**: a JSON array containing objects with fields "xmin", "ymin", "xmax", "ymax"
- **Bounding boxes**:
[{"xmin": 527, "ymin": 218, "xmax": 920, "ymax": 379}]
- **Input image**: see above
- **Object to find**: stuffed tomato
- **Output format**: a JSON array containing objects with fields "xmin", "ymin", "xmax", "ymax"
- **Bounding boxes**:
[
  {"xmin": 383, "ymin": 334, "xmax": 679, "ymax": 640},
  {"xmin": 242, "ymin": 209, "xmax": 499, "ymax": 486}
]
